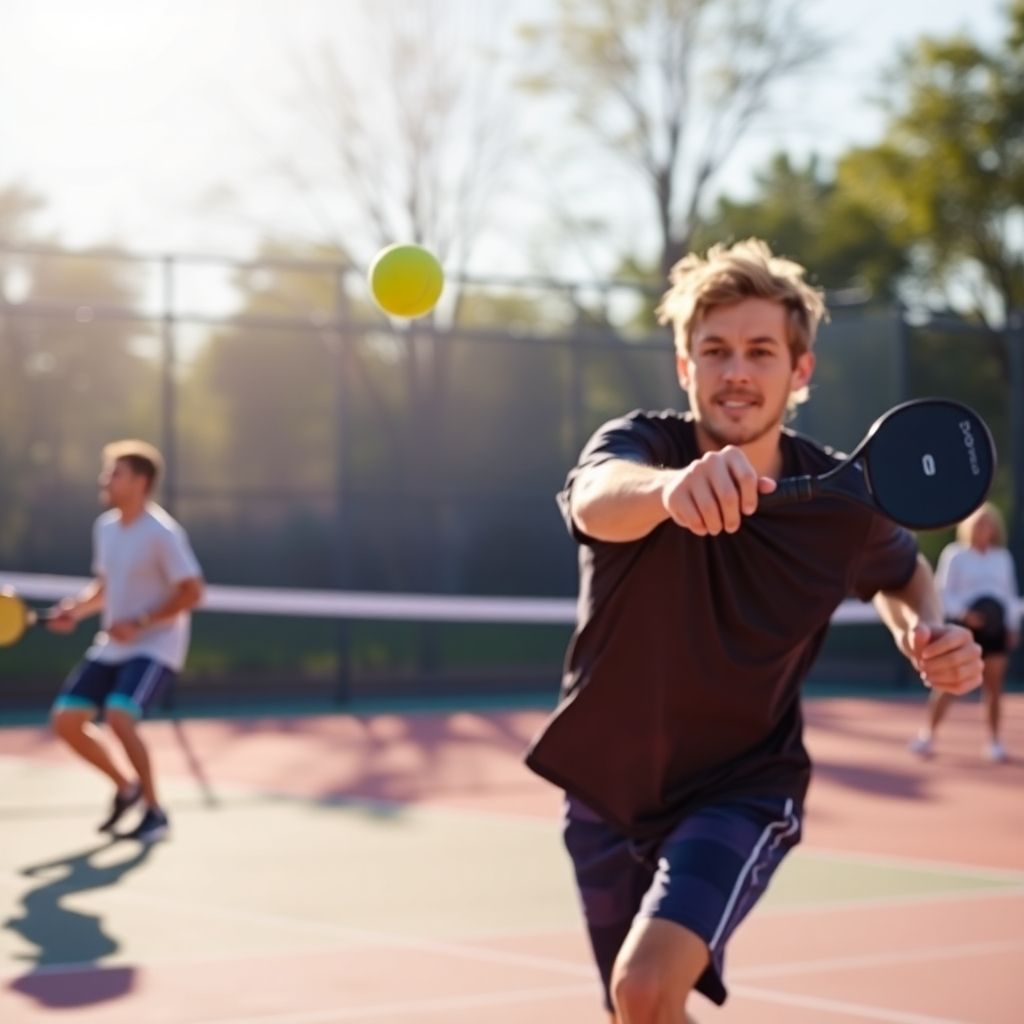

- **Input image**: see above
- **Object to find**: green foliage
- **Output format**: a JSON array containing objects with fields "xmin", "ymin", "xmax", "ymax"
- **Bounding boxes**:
[
  {"xmin": 0, "ymin": 243, "xmax": 156, "ymax": 566},
  {"xmin": 693, "ymin": 153, "xmax": 909, "ymax": 301},
  {"xmin": 515, "ymin": 0, "xmax": 827, "ymax": 277},
  {"xmin": 836, "ymin": 3, "xmax": 1024, "ymax": 321}
]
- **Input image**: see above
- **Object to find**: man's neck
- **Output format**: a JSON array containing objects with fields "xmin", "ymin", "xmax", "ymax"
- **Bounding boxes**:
[
  {"xmin": 115, "ymin": 500, "xmax": 147, "ymax": 526},
  {"xmin": 693, "ymin": 423, "xmax": 786, "ymax": 479}
]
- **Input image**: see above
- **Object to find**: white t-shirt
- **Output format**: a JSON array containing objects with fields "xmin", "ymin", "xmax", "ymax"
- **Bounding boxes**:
[
  {"xmin": 934, "ymin": 542, "xmax": 1021, "ymax": 630},
  {"xmin": 86, "ymin": 504, "xmax": 203, "ymax": 671}
]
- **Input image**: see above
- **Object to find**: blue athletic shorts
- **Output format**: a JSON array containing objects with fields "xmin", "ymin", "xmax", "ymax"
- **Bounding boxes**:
[
  {"xmin": 53, "ymin": 657, "xmax": 176, "ymax": 719},
  {"xmin": 563, "ymin": 792, "xmax": 801, "ymax": 1009}
]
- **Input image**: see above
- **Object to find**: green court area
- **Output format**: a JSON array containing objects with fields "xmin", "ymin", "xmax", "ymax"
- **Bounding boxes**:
[{"xmin": 2, "ymin": 753, "xmax": 1019, "ymax": 977}]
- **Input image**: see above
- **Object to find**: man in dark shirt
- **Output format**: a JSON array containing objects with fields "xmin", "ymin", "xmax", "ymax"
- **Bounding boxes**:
[{"xmin": 524, "ymin": 239, "xmax": 983, "ymax": 1023}]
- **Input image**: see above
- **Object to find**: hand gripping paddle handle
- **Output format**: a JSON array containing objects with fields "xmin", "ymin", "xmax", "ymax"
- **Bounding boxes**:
[{"xmin": 758, "ymin": 475, "xmax": 816, "ymax": 507}]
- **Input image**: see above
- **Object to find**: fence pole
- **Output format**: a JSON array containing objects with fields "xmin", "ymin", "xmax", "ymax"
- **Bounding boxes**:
[
  {"xmin": 333, "ymin": 268, "xmax": 352, "ymax": 706},
  {"xmin": 160, "ymin": 255, "xmax": 177, "ymax": 514}
]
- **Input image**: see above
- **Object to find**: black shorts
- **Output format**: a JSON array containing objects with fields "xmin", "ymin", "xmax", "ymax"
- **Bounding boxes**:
[
  {"xmin": 959, "ymin": 596, "xmax": 1007, "ymax": 656},
  {"xmin": 53, "ymin": 657, "xmax": 176, "ymax": 719}
]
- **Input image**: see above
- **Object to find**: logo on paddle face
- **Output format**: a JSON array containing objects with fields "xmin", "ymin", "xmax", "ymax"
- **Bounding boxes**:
[
  {"xmin": 959, "ymin": 419, "xmax": 982, "ymax": 477},
  {"xmin": 921, "ymin": 454, "xmax": 936, "ymax": 477}
]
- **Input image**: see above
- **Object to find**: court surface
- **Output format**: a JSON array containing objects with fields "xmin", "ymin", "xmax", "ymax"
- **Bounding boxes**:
[{"xmin": 1, "ymin": 694, "xmax": 1022, "ymax": 1023}]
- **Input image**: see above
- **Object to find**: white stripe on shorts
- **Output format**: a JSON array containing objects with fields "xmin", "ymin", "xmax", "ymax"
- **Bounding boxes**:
[
  {"xmin": 132, "ymin": 661, "xmax": 165, "ymax": 708},
  {"xmin": 709, "ymin": 798, "xmax": 800, "ymax": 950}
]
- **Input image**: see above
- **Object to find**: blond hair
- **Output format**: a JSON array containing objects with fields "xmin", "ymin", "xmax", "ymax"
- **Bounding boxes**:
[
  {"xmin": 656, "ymin": 238, "xmax": 828, "ymax": 406},
  {"xmin": 102, "ymin": 439, "xmax": 163, "ymax": 492},
  {"xmin": 957, "ymin": 502, "xmax": 1006, "ymax": 547}
]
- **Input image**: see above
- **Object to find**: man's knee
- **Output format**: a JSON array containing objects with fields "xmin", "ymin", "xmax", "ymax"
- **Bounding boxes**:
[
  {"xmin": 51, "ymin": 707, "xmax": 92, "ymax": 739},
  {"xmin": 611, "ymin": 919, "xmax": 708, "ymax": 1022},
  {"xmin": 105, "ymin": 707, "xmax": 140, "ymax": 738},
  {"xmin": 611, "ymin": 960, "xmax": 664, "ymax": 1021}
]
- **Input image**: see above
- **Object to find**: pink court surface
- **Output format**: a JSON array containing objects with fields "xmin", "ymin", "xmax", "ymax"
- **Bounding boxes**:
[{"xmin": 1, "ymin": 694, "xmax": 1022, "ymax": 1023}]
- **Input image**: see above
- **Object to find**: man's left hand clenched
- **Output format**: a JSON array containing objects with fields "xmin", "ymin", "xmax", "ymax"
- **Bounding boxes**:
[{"xmin": 908, "ymin": 623, "xmax": 983, "ymax": 695}]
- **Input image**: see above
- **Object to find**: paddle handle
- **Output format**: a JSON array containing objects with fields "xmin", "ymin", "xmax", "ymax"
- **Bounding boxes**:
[{"xmin": 758, "ymin": 475, "xmax": 817, "ymax": 509}]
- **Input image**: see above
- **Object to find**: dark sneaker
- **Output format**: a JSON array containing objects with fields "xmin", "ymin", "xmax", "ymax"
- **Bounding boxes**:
[
  {"xmin": 123, "ymin": 806, "xmax": 170, "ymax": 844},
  {"xmin": 97, "ymin": 782, "xmax": 143, "ymax": 832}
]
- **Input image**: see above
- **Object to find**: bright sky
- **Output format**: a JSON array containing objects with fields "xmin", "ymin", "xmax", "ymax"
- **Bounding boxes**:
[{"xmin": 0, "ymin": 0, "xmax": 1007, "ymax": 277}]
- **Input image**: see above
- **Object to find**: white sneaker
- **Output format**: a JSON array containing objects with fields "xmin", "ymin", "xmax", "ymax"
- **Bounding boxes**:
[
  {"xmin": 909, "ymin": 733, "xmax": 934, "ymax": 757},
  {"xmin": 985, "ymin": 740, "xmax": 1008, "ymax": 763}
]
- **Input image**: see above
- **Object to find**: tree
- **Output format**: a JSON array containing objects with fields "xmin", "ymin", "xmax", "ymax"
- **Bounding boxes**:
[
  {"xmin": 692, "ymin": 153, "xmax": 910, "ymax": 302},
  {"xmin": 0, "ymin": 243, "xmax": 152, "ymax": 568},
  {"xmin": 836, "ymin": 0, "xmax": 1024, "ymax": 327},
  {"xmin": 834, "ymin": 1, "xmax": 1024, "ymax": 565},
  {"xmin": 220, "ymin": 0, "xmax": 521, "ymax": 306},
  {"xmin": 517, "ymin": 0, "xmax": 828, "ymax": 282}
]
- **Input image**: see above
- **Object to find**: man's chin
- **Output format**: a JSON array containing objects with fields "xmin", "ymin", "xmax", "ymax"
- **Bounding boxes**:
[{"xmin": 700, "ymin": 415, "xmax": 771, "ymax": 448}]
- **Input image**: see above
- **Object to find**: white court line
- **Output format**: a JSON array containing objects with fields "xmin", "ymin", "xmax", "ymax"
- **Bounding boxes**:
[
  {"xmin": 2, "ymin": 748, "xmax": 1021, "ymax": 887},
  {"xmin": 730, "ymin": 985, "xmax": 973, "ymax": 1024},
  {"xmin": 445, "ymin": 884, "xmax": 1024, "ymax": 936},
  {"xmin": 189, "ymin": 983, "xmax": 597, "ymax": 1024},
  {"xmin": 91, "ymin": 887, "xmax": 596, "ymax": 980},
  {"xmin": 800, "ymin": 845, "xmax": 1024, "ymax": 885},
  {"xmin": 757, "ymin": 883, "xmax": 1024, "ymax": 918},
  {"xmin": 733, "ymin": 938, "xmax": 1024, "ymax": 981},
  {"xmin": 4, "ymin": 889, "xmax": 1015, "ymax": 1024}
]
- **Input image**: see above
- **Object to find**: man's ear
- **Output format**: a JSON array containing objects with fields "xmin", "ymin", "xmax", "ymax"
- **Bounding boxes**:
[
  {"xmin": 791, "ymin": 350, "xmax": 815, "ymax": 394},
  {"xmin": 676, "ymin": 351, "xmax": 692, "ymax": 391}
]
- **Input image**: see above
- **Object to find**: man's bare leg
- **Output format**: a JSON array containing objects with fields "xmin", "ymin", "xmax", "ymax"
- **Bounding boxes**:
[
  {"xmin": 52, "ymin": 707, "xmax": 132, "ymax": 791},
  {"xmin": 611, "ymin": 918, "xmax": 708, "ymax": 1023},
  {"xmin": 106, "ymin": 709, "xmax": 160, "ymax": 807}
]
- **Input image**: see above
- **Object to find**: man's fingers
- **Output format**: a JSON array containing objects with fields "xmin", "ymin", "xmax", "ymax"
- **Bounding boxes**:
[
  {"xmin": 919, "ymin": 627, "xmax": 974, "ymax": 660},
  {"xmin": 722, "ymin": 449, "xmax": 760, "ymax": 518},
  {"xmin": 690, "ymin": 475, "xmax": 726, "ymax": 536},
  {"xmin": 919, "ymin": 633, "xmax": 983, "ymax": 694},
  {"xmin": 706, "ymin": 458, "xmax": 746, "ymax": 532}
]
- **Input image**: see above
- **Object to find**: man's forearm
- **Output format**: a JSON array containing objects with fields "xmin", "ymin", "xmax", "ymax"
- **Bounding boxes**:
[
  {"xmin": 62, "ymin": 579, "xmax": 105, "ymax": 621},
  {"xmin": 138, "ymin": 578, "xmax": 204, "ymax": 627},
  {"xmin": 873, "ymin": 555, "xmax": 944, "ymax": 639},
  {"xmin": 571, "ymin": 461, "xmax": 674, "ymax": 542}
]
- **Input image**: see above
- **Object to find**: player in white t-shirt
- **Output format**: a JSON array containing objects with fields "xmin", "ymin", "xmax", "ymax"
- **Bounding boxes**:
[
  {"xmin": 911, "ymin": 502, "xmax": 1021, "ymax": 762},
  {"xmin": 47, "ymin": 440, "xmax": 204, "ymax": 842}
]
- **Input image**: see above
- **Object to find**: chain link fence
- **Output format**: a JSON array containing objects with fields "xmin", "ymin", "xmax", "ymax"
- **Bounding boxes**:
[{"xmin": 1, "ymin": 245, "xmax": 1021, "ymax": 703}]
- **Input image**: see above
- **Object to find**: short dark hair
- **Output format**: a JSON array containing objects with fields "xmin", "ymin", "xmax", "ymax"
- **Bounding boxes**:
[{"xmin": 102, "ymin": 440, "xmax": 163, "ymax": 492}]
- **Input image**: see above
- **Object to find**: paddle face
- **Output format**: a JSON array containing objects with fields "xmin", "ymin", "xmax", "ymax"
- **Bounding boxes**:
[
  {"xmin": 859, "ymin": 399, "xmax": 995, "ymax": 530},
  {"xmin": 0, "ymin": 589, "xmax": 32, "ymax": 647}
]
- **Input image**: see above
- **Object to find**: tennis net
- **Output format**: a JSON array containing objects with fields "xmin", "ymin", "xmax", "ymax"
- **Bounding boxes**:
[{"xmin": 0, "ymin": 571, "xmax": 949, "ymax": 713}]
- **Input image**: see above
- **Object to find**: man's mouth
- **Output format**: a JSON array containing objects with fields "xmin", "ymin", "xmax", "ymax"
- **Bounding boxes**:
[{"xmin": 715, "ymin": 395, "xmax": 761, "ymax": 410}]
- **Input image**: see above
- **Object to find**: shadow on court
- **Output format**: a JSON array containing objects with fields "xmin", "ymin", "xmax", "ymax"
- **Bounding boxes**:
[{"xmin": 3, "ymin": 839, "xmax": 154, "ymax": 1009}]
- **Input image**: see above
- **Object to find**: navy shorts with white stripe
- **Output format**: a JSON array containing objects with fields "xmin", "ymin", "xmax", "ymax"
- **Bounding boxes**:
[
  {"xmin": 54, "ymin": 657, "xmax": 177, "ymax": 719},
  {"xmin": 563, "ymin": 792, "xmax": 801, "ymax": 1008}
]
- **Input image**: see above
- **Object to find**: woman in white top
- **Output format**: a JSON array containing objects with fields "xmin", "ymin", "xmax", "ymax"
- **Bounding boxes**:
[{"xmin": 911, "ymin": 503, "xmax": 1020, "ymax": 762}]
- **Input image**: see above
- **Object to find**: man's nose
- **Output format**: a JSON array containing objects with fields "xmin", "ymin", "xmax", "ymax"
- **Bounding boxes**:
[{"xmin": 720, "ymin": 354, "xmax": 750, "ymax": 381}]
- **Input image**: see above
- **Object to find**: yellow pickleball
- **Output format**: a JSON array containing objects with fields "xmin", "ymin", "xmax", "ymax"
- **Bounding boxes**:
[{"xmin": 368, "ymin": 243, "xmax": 444, "ymax": 319}]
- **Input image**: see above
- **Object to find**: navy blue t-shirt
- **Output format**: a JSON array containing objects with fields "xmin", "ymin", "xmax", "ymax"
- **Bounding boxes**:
[{"xmin": 525, "ymin": 410, "xmax": 919, "ymax": 839}]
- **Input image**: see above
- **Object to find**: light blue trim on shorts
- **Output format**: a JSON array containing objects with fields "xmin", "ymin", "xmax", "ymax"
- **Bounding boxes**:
[
  {"xmin": 52, "ymin": 695, "xmax": 99, "ymax": 714},
  {"xmin": 106, "ymin": 693, "xmax": 143, "ymax": 719}
]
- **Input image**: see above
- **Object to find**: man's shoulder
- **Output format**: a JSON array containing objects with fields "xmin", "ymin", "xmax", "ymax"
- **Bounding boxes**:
[
  {"xmin": 142, "ymin": 503, "xmax": 187, "ymax": 537},
  {"xmin": 583, "ymin": 409, "xmax": 695, "ymax": 467},
  {"xmin": 781, "ymin": 426, "xmax": 847, "ymax": 472},
  {"xmin": 94, "ymin": 510, "xmax": 119, "ymax": 531},
  {"xmin": 595, "ymin": 408, "xmax": 692, "ymax": 439}
]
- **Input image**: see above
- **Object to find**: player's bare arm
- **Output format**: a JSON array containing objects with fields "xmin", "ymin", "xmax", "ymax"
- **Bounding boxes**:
[
  {"xmin": 571, "ymin": 449, "xmax": 777, "ymax": 542},
  {"xmin": 46, "ymin": 578, "xmax": 106, "ymax": 633},
  {"xmin": 874, "ymin": 554, "xmax": 983, "ymax": 695}
]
